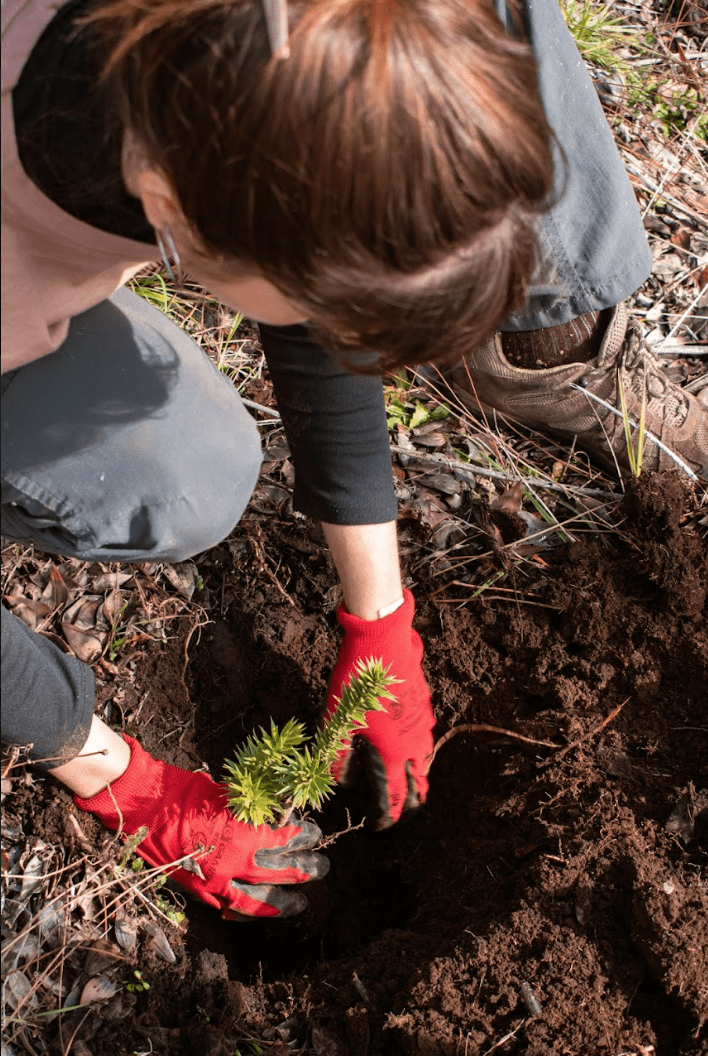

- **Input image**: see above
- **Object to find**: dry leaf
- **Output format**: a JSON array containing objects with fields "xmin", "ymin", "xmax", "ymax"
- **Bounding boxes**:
[
  {"xmin": 180, "ymin": 855, "xmax": 207, "ymax": 880},
  {"xmin": 413, "ymin": 432, "xmax": 446, "ymax": 448},
  {"xmin": 61, "ymin": 623, "xmax": 103, "ymax": 663},
  {"xmin": 263, "ymin": 439, "xmax": 291, "ymax": 461},
  {"xmin": 102, "ymin": 588, "xmax": 127, "ymax": 624},
  {"xmin": 41, "ymin": 563, "xmax": 69, "ymax": 610},
  {"xmin": 63, "ymin": 596, "xmax": 104, "ymax": 631},
  {"xmin": 19, "ymin": 852, "xmax": 45, "ymax": 901},
  {"xmin": 490, "ymin": 482, "xmax": 524, "ymax": 514},
  {"xmin": 420, "ymin": 472, "xmax": 461, "ymax": 496},
  {"xmin": 162, "ymin": 561, "xmax": 197, "ymax": 598},
  {"xmin": 670, "ymin": 229, "xmax": 691, "ymax": 251},
  {"xmin": 431, "ymin": 521, "xmax": 466, "ymax": 550},
  {"xmin": 36, "ymin": 902, "xmax": 67, "ymax": 944},
  {"xmin": 38, "ymin": 630, "xmax": 72, "ymax": 654},
  {"xmin": 3, "ymin": 931, "xmax": 40, "ymax": 972},
  {"xmin": 62, "ymin": 595, "xmax": 107, "ymax": 660},
  {"xmin": 4, "ymin": 969, "xmax": 38, "ymax": 1011},
  {"xmin": 4, "ymin": 594, "xmax": 52, "ymax": 630},
  {"xmin": 114, "ymin": 913, "xmax": 139, "ymax": 950},
  {"xmin": 91, "ymin": 572, "xmax": 133, "ymax": 591},
  {"xmin": 83, "ymin": 937, "xmax": 127, "ymax": 977},
  {"xmin": 142, "ymin": 920, "xmax": 177, "ymax": 963}
]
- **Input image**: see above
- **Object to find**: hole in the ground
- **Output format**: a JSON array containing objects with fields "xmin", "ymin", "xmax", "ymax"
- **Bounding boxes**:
[
  {"xmin": 185, "ymin": 790, "xmax": 419, "ymax": 981},
  {"xmin": 628, "ymin": 974, "xmax": 697, "ymax": 1056}
]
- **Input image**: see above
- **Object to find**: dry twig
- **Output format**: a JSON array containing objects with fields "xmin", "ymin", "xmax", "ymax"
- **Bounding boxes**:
[
  {"xmin": 432, "ymin": 724, "xmax": 559, "ymax": 762},
  {"xmin": 553, "ymin": 698, "xmax": 630, "ymax": 761}
]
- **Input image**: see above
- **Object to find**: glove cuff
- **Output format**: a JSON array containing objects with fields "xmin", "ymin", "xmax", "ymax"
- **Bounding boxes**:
[
  {"xmin": 74, "ymin": 734, "xmax": 163, "ymax": 833},
  {"xmin": 336, "ymin": 589, "xmax": 415, "ymax": 645}
]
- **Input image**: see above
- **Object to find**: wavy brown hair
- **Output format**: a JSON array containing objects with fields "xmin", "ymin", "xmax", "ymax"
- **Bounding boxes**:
[{"xmin": 85, "ymin": 0, "xmax": 555, "ymax": 371}]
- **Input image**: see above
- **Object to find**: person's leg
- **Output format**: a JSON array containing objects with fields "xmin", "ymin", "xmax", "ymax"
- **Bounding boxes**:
[
  {"xmin": 498, "ymin": 0, "xmax": 653, "ymax": 332},
  {"xmin": 2, "ymin": 285, "xmax": 262, "ymax": 561},
  {"xmin": 453, "ymin": 0, "xmax": 707, "ymax": 476},
  {"xmin": 2, "ymin": 285, "xmax": 262, "ymax": 765}
]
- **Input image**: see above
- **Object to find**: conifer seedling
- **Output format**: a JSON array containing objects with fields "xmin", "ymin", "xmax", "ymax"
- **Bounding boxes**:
[{"xmin": 223, "ymin": 658, "xmax": 397, "ymax": 826}]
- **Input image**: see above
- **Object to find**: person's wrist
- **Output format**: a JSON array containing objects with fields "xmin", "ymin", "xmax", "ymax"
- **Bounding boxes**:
[
  {"xmin": 74, "ymin": 734, "xmax": 159, "ymax": 824},
  {"xmin": 50, "ymin": 716, "xmax": 132, "ymax": 800},
  {"xmin": 373, "ymin": 595, "xmax": 405, "ymax": 620},
  {"xmin": 338, "ymin": 589, "xmax": 414, "ymax": 636},
  {"xmin": 343, "ymin": 594, "xmax": 405, "ymax": 621}
]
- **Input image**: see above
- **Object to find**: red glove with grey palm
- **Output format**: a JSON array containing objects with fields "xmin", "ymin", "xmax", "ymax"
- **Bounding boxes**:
[
  {"xmin": 325, "ymin": 590, "xmax": 435, "ymax": 829},
  {"xmin": 75, "ymin": 734, "xmax": 328, "ymax": 919}
]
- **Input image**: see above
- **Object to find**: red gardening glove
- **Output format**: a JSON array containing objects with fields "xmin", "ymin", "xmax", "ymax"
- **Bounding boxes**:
[
  {"xmin": 325, "ymin": 590, "xmax": 435, "ymax": 830},
  {"xmin": 75, "ymin": 734, "xmax": 328, "ymax": 919}
]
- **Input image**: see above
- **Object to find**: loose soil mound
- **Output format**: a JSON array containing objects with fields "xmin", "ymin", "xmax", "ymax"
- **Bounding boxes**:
[{"xmin": 10, "ymin": 474, "xmax": 708, "ymax": 1055}]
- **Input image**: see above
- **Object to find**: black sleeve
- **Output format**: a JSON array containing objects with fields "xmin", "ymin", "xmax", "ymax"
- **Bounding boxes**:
[
  {"xmin": 1, "ymin": 605, "xmax": 94, "ymax": 770},
  {"xmin": 258, "ymin": 323, "xmax": 397, "ymax": 525}
]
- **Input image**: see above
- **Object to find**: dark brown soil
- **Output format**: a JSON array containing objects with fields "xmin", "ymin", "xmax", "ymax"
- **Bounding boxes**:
[{"xmin": 16, "ymin": 473, "xmax": 708, "ymax": 1055}]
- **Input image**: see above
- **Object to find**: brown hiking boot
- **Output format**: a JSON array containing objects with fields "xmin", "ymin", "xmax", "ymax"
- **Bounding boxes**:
[{"xmin": 450, "ymin": 303, "xmax": 708, "ymax": 478}]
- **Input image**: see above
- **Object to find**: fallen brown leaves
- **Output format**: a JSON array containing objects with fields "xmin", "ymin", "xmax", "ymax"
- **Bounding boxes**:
[{"xmin": 2, "ymin": 551, "xmax": 208, "ymax": 669}]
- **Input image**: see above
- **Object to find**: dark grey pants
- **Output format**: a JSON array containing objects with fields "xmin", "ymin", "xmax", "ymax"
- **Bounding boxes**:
[
  {"xmin": 2, "ymin": 287, "xmax": 262, "ymax": 766},
  {"xmin": 500, "ymin": 0, "xmax": 652, "ymax": 331},
  {"xmin": 1, "ymin": 0, "xmax": 652, "ymax": 766}
]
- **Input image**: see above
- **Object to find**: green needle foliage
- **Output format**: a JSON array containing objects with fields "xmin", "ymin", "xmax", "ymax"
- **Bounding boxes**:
[{"xmin": 223, "ymin": 658, "xmax": 397, "ymax": 826}]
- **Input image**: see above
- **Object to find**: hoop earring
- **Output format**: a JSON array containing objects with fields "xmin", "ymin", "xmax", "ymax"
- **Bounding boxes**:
[
  {"xmin": 155, "ymin": 225, "xmax": 183, "ymax": 284},
  {"xmin": 262, "ymin": 0, "xmax": 289, "ymax": 59}
]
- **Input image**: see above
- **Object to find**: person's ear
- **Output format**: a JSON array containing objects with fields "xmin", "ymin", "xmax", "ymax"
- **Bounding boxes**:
[{"xmin": 135, "ymin": 169, "xmax": 181, "ymax": 231}]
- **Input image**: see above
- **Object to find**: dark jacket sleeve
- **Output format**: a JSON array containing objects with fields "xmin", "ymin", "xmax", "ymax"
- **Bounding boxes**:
[{"xmin": 258, "ymin": 323, "xmax": 397, "ymax": 525}]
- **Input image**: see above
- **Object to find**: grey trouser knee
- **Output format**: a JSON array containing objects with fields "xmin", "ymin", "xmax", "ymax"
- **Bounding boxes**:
[
  {"xmin": 1, "ymin": 285, "xmax": 262, "ymax": 767},
  {"xmin": 1, "ymin": 285, "xmax": 262, "ymax": 562},
  {"xmin": 498, "ymin": 0, "xmax": 653, "ymax": 330}
]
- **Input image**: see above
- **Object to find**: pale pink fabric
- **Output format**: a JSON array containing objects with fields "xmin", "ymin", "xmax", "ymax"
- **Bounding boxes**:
[{"xmin": 1, "ymin": 0, "xmax": 156, "ymax": 373}]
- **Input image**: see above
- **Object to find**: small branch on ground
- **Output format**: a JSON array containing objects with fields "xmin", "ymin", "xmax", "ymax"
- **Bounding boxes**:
[
  {"xmin": 432, "ymin": 724, "xmax": 559, "ymax": 762},
  {"xmin": 552, "ymin": 698, "xmax": 630, "ymax": 761},
  {"xmin": 434, "ymin": 699, "xmax": 630, "ymax": 766}
]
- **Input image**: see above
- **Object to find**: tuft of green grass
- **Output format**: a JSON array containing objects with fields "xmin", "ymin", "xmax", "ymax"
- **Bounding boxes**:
[
  {"xmin": 128, "ymin": 269, "xmax": 245, "ymax": 376},
  {"xmin": 561, "ymin": 0, "xmax": 640, "ymax": 72},
  {"xmin": 617, "ymin": 371, "xmax": 647, "ymax": 478}
]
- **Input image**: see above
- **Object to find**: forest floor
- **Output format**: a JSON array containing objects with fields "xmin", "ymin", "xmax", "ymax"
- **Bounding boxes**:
[{"xmin": 2, "ymin": 2, "xmax": 707, "ymax": 1055}]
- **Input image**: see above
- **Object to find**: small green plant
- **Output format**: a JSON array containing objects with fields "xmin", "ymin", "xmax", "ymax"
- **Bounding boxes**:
[
  {"xmin": 223, "ymin": 658, "xmax": 397, "ymax": 826},
  {"xmin": 385, "ymin": 370, "xmax": 449, "ymax": 431},
  {"xmin": 117, "ymin": 826, "xmax": 149, "ymax": 871},
  {"xmin": 387, "ymin": 394, "xmax": 450, "ymax": 431},
  {"xmin": 618, "ymin": 372, "xmax": 647, "ymax": 478},
  {"xmin": 128, "ymin": 270, "xmax": 172, "ymax": 312},
  {"xmin": 124, "ymin": 970, "xmax": 150, "ymax": 994},
  {"xmin": 628, "ymin": 80, "xmax": 705, "ymax": 139},
  {"xmin": 106, "ymin": 597, "xmax": 131, "ymax": 662}
]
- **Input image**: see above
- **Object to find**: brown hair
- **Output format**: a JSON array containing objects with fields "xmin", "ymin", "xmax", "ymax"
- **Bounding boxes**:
[{"xmin": 85, "ymin": 0, "xmax": 556, "ymax": 371}]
